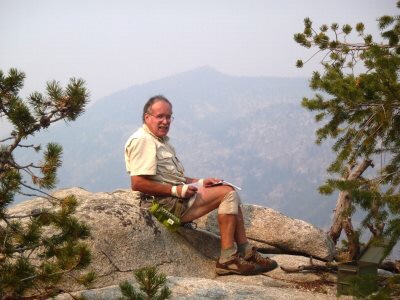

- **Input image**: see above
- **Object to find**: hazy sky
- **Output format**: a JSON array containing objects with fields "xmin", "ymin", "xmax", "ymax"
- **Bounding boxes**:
[{"xmin": 0, "ymin": 0, "xmax": 397, "ymax": 102}]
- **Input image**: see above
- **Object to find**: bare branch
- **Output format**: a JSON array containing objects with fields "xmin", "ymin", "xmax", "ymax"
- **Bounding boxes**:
[
  {"xmin": 14, "ymin": 191, "xmax": 43, "ymax": 199},
  {"xmin": 17, "ymin": 144, "xmax": 36, "ymax": 149},
  {"xmin": 20, "ymin": 265, "xmax": 78, "ymax": 282},
  {"xmin": 0, "ymin": 136, "xmax": 14, "ymax": 143},
  {"xmin": 281, "ymin": 262, "xmax": 338, "ymax": 273},
  {"xmin": 302, "ymin": 49, "xmax": 326, "ymax": 65},
  {"xmin": 19, "ymin": 181, "xmax": 59, "ymax": 203}
]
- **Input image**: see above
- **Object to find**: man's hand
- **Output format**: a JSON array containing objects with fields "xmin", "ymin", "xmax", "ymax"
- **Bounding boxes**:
[
  {"xmin": 203, "ymin": 178, "xmax": 223, "ymax": 187},
  {"xmin": 177, "ymin": 185, "xmax": 198, "ymax": 198}
]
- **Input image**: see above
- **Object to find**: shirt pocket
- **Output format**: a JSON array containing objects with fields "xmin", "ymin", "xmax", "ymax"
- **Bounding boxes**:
[
  {"xmin": 172, "ymin": 156, "xmax": 185, "ymax": 174},
  {"xmin": 156, "ymin": 150, "xmax": 176, "ymax": 173},
  {"xmin": 156, "ymin": 149, "xmax": 184, "ymax": 175}
]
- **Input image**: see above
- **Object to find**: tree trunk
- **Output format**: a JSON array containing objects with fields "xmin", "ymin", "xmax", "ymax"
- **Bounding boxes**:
[
  {"xmin": 328, "ymin": 159, "xmax": 373, "ymax": 245},
  {"xmin": 343, "ymin": 217, "xmax": 360, "ymax": 260}
]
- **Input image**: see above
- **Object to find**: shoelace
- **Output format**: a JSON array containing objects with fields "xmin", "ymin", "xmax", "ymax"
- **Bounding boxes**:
[{"xmin": 252, "ymin": 251, "xmax": 274, "ymax": 265}]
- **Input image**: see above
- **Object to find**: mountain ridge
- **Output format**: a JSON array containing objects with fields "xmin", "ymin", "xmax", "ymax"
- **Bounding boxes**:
[
  {"xmin": 16, "ymin": 67, "xmax": 334, "ymax": 228},
  {"xmin": 10, "ymin": 66, "xmax": 399, "ymax": 259}
]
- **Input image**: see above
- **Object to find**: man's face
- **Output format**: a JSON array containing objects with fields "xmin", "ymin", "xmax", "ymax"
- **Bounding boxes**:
[{"xmin": 144, "ymin": 100, "xmax": 173, "ymax": 138}]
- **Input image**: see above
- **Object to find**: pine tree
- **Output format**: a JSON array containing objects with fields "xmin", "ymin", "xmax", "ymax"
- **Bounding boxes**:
[
  {"xmin": 0, "ymin": 68, "xmax": 94, "ymax": 298},
  {"xmin": 119, "ymin": 266, "xmax": 171, "ymax": 300},
  {"xmin": 294, "ymin": 2, "xmax": 400, "ymax": 260}
]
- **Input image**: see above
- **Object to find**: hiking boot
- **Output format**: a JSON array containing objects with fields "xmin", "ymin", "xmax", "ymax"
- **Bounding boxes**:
[
  {"xmin": 215, "ymin": 252, "xmax": 261, "ymax": 276},
  {"xmin": 244, "ymin": 247, "xmax": 278, "ymax": 273}
]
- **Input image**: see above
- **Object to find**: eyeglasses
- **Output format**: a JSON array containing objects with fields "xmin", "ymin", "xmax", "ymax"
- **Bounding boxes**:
[{"xmin": 147, "ymin": 113, "xmax": 174, "ymax": 122}]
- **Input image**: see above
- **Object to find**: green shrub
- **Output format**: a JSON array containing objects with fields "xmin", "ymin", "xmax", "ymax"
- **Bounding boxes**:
[{"xmin": 119, "ymin": 266, "xmax": 171, "ymax": 300}]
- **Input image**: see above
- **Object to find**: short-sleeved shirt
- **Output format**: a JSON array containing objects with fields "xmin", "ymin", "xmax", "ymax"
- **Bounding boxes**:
[{"xmin": 124, "ymin": 124, "xmax": 186, "ymax": 185}]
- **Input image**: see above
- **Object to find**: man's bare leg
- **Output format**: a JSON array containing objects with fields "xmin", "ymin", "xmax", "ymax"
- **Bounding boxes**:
[
  {"xmin": 181, "ymin": 185, "xmax": 279, "ymax": 274},
  {"xmin": 180, "ymin": 185, "xmax": 277, "ymax": 274},
  {"xmin": 181, "ymin": 185, "xmax": 241, "ymax": 249},
  {"xmin": 234, "ymin": 208, "xmax": 248, "ymax": 246},
  {"xmin": 180, "ymin": 185, "xmax": 234, "ymax": 222},
  {"xmin": 218, "ymin": 214, "xmax": 237, "ymax": 249},
  {"xmin": 181, "ymin": 186, "xmax": 250, "ymax": 252}
]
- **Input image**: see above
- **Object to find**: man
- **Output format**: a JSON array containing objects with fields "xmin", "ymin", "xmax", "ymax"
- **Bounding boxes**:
[{"xmin": 124, "ymin": 95, "xmax": 277, "ymax": 275}]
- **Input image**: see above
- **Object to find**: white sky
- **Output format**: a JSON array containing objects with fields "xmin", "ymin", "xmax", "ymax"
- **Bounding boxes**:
[{"xmin": 0, "ymin": 0, "xmax": 397, "ymax": 102}]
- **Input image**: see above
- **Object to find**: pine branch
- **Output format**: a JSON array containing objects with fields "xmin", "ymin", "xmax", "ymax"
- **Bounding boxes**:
[
  {"xmin": 18, "ymin": 181, "xmax": 59, "ymax": 203},
  {"xmin": 1, "ymin": 69, "xmax": 90, "ymax": 297},
  {"xmin": 20, "ymin": 264, "xmax": 80, "ymax": 283},
  {"xmin": 1, "ymin": 216, "xmax": 24, "ymax": 243},
  {"xmin": 373, "ymin": 170, "xmax": 400, "ymax": 185},
  {"xmin": 13, "ymin": 243, "xmax": 41, "ymax": 253},
  {"xmin": 12, "ymin": 191, "xmax": 43, "ymax": 199},
  {"xmin": 9, "ymin": 161, "xmax": 39, "ymax": 170},
  {"xmin": 3, "ymin": 109, "xmax": 66, "ymax": 158},
  {"xmin": 17, "ymin": 144, "xmax": 36, "ymax": 148},
  {"xmin": 303, "ymin": 49, "xmax": 327, "ymax": 65}
]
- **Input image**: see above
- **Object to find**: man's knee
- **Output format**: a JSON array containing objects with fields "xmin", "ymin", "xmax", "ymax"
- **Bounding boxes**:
[{"xmin": 218, "ymin": 191, "xmax": 241, "ymax": 215}]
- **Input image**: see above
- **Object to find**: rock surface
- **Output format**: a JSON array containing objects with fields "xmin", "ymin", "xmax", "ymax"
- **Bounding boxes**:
[
  {"xmin": 9, "ymin": 187, "xmax": 216, "ymax": 291},
  {"xmin": 56, "ymin": 255, "xmax": 348, "ymax": 300},
  {"xmin": 55, "ymin": 274, "xmax": 345, "ymax": 300},
  {"xmin": 197, "ymin": 204, "xmax": 336, "ymax": 261},
  {"xmin": 9, "ymin": 187, "xmax": 340, "ymax": 299}
]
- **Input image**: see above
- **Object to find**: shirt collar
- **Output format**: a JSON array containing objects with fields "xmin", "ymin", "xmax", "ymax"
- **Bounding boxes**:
[{"xmin": 142, "ymin": 124, "xmax": 169, "ymax": 142}]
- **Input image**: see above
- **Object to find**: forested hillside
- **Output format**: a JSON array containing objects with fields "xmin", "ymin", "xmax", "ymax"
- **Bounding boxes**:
[{"xmin": 14, "ymin": 67, "xmax": 335, "ymax": 227}]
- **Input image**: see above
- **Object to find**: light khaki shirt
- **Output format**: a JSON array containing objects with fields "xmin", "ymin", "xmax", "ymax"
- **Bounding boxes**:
[{"xmin": 124, "ymin": 124, "xmax": 186, "ymax": 185}]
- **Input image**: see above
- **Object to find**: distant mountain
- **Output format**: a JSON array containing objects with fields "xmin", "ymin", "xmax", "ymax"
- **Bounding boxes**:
[{"xmin": 16, "ymin": 67, "xmax": 337, "ymax": 228}]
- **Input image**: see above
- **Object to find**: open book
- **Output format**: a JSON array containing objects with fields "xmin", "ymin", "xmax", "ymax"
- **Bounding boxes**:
[{"xmin": 189, "ymin": 180, "xmax": 242, "ymax": 190}]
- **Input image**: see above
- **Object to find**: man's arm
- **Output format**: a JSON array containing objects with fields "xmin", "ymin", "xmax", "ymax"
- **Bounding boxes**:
[
  {"xmin": 184, "ymin": 177, "xmax": 198, "ymax": 184},
  {"xmin": 186, "ymin": 177, "xmax": 224, "ymax": 187},
  {"xmin": 131, "ymin": 175, "xmax": 198, "ymax": 198},
  {"xmin": 131, "ymin": 175, "xmax": 171, "ymax": 196}
]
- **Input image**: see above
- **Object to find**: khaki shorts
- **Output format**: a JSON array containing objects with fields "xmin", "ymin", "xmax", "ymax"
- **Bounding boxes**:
[{"xmin": 140, "ymin": 194, "xmax": 196, "ymax": 218}]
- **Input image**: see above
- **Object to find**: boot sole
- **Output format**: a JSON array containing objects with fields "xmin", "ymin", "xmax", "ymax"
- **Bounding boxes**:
[
  {"xmin": 215, "ymin": 268, "xmax": 259, "ymax": 276},
  {"xmin": 260, "ymin": 263, "xmax": 278, "ymax": 273}
]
